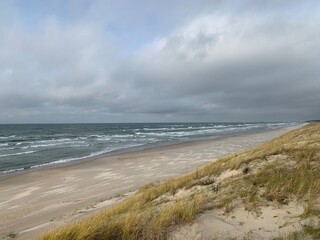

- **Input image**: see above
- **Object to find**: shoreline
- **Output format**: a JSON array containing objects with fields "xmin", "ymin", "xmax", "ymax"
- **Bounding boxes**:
[
  {"xmin": 0, "ymin": 124, "xmax": 300, "ymax": 179},
  {"xmin": 0, "ymin": 124, "xmax": 304, "ymax": 239}
]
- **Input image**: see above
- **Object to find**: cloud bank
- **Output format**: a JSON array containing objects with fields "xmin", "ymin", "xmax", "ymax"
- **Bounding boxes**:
[{"xmin": 0, "ymin": 0, "xmax": 319, "ymax": 123}]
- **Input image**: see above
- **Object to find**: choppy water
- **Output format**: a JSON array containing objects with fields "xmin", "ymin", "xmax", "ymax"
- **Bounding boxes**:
[{"xmin": 0, "ymin": 122, "xmax": 298, "ymax": 174}]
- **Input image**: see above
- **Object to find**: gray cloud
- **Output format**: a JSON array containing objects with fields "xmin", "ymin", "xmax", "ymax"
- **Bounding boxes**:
[
  {"xmin": 120, "ymin": 7, "xmax": 320, "ymax": 121},
  {"xmin": 0, "ymin": 0, "xmax": 319, "ymax": 123}
]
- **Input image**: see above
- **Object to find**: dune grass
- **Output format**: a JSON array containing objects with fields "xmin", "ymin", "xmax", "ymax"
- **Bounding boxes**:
[{"xmin": 39, "ymin": 122, "xmax": 320, "ymax": 240}]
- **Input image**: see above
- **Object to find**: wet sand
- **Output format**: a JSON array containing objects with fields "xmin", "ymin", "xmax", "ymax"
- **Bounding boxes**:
[{"xmin": 0, "ymin": 126, "xmax": 301, "ymax": 239}]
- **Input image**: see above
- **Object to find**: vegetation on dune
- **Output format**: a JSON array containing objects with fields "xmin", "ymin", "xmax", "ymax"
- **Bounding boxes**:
[{"xmin": 38, "ymin": 123, "xmax": 320, "ymax": 240}]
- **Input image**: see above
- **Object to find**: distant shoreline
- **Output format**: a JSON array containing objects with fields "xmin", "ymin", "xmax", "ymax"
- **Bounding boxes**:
[{"xmin": 0, "ymin": 123, "xmax": 301, "ymax": 179}]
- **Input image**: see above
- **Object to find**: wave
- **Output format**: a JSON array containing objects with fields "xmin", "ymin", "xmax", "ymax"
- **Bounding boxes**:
[
  {"xmin": 0, "ymin": 151, "xmax": 36, "ymax": 158},
  {"xmin": 31, "ymin": 143, "xmax": 144, "ymax": 169},
  {"xmin": 0, "ymin": 143, "xmax": 142, "ymax": 174},
  {"xmin": 111, "ymin": 134, "xmax": 135, "ymax": 138},
  {"xmin": 18, "ymin": 138, "xmax": 89, "ymax": 149},
  {"xmin": 34, "ymin": 138, "xmax": 73, "ymax": 143},
  {"xmin": 0, "ymin": 147, "xmax": 15, "ymax": 151},
  {"xmin": 21, "ymin": 143, "xmax": 62, "ymax": 149},
  {"xmin": 2, "ymin": 168, "xmax": 25, "ymax": 174},
  {"xmin": 142, "ymin": 127, "xmax": 180, "ymax": 131},
  {"xmin": 0, "ymin": 135, "xmax": 16, "ymax": 139},
  {"xmin": 136, "ymin": 128, "xmax": 221, "ymax": 138},
  {"xmin": 21, "ymin": 141, "xmax": 88, "ymax": 149},
  {"xmin": 138, "ymin": 124, "xmax": 259, "ymax": 133}
]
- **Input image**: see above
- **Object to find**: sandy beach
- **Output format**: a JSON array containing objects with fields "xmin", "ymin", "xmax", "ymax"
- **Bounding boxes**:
[{"xmin": 0, "ymin": 126, "xmax": 300, "ymax": 239}]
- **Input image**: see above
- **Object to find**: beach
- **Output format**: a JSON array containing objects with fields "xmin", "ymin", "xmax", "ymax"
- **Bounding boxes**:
[{"xmin": 0, "ymin": 125, "xmax": 301, "ymax": 239}]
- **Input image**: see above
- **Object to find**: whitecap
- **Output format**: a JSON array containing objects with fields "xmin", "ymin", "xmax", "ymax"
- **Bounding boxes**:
[{"xmin": 0, "ymin": 151, "xmax": 35, "ymax": 158}]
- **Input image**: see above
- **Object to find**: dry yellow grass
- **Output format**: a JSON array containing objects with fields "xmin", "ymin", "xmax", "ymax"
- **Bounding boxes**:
[{"xmin": 38, "ymin": 122, "xmax": 320, "ymax": 240}]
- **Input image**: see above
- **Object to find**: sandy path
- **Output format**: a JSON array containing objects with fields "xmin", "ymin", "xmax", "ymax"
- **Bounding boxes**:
[{"xmin": 0, "ymin": 126, "xmax": 299, "ymax": 239}]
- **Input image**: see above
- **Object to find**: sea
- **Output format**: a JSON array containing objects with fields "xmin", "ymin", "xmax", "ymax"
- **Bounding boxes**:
[{"xmin": 0, "ymin": 122, "xmax": 298, "ymax": 175}]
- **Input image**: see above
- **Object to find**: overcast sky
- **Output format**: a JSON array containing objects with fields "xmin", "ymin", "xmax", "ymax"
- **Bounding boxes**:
[{"xmin": 0, "ymin": 0, "xmax": 319, "ymax": 123}]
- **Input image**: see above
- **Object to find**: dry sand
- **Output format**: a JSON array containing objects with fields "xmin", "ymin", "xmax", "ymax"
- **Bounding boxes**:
[
  {"xmin": 170, "ymin": 200, "xmax": 306, "ymax": 240},
  {"xmin": 169, "ymin": 165, "xmax": 307, "ymax": 240},
  {"xmin": 0, "ymin": 126, "xmax": 300, "ymax": 239}
]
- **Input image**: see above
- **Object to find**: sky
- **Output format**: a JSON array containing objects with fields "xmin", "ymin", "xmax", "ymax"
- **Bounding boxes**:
[{"xmin": 0, "ymin": 0, "xmax": 319, "ymax": 123}]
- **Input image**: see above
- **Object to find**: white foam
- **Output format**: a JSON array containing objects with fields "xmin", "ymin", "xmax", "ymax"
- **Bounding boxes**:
[
  {"xmin": 111, "ymin": 134, "xmax": 134, "ymax": 138},
  {"xmin": 35, "ymin": 138, "xmax": 73, "ymax": 144},
  {"xmin": 2, "ymin": 168, "xmax": 25, "ymax": 174},
  {"xmin": 96, "ymin": 136, "xmax": 112, "ymax": 141},
  {"xmin": 0, "ymin": 147, "xmax": 15, "ymax": 151},
  {"xmin": 30, "ymin": 143, "xmax": 145, "ymax": 169},
  {"xmin": 0, "ymin": 135, "xmax": 16, "ymax": 139},
  {"xmin": 0, "ymin": 151, "xmax": 35, "ymax": 158},
  {"xmin": 30, "ymin": 149, "xmax": 114, "ymax": 168}
]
